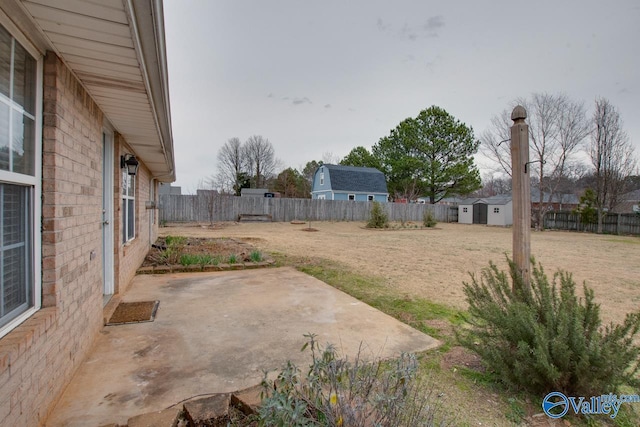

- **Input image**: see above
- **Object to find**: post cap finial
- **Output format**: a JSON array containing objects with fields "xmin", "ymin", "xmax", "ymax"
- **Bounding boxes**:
[{"xmin": 511, "ymin": 105, "xmax": 527, "ymax": 122}]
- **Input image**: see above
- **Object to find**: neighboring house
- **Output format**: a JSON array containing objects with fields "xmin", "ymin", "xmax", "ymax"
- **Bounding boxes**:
[
  {"xmin": 616, "ymin": 189, "xmax": 640, "ymax": 213},
  {"xmin": 530, "ymin": 189, "xmax": 579, "ymax": 211},
  {"xmin": 311, "ymin": 164, "xmax": 388, "ymax": 202},
  {"xmin": 241, "ymin": 188, "xmax": 270, "ymax": 197},
  {"xmin": 458, "ymin": 196, "xmax": 513, "ymax": 226},
  {"xmin": 0, "ymin": 2, "xmax": 174, "ymax": 425},
  {"xmin": 418, "ymin": 196, "xmax": 466, "ymax": 205},
  {"xmin": 159, "ymin": 183, "xmax": 182, "ymax": 195},
  {"xmin": 197, "ymin": 189, "xmax": 218, "ymax": 198}
]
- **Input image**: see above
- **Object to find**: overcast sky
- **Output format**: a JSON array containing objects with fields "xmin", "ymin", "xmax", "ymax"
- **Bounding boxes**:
[{"xmin": 164, "ymin": 0, "xmax": 640, "ymax": 193}]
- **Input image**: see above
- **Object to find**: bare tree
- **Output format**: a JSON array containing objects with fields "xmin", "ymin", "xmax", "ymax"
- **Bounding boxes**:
[
  {"xmin": 322, "ymin": 151, "xmax": 341, "ymax": 165},
  {"xmin": 245, "ymin": 135, "xmax": 276, "ymax": 188},
  {"xmin": 589, "ymin": 97, "xmax": 637, "ymax": 233},
  {"xmin": 301, "ymin": 160, "xmax": 322, "ymax": 196},
  {"xmin": 197, "ymin": 176, "xmax": 218, "ymax": 226},
  {"xmin": 546, "ymin": 96, "xmax": 590, "ymax": 189},
  {"xmin": 477, "ymin": 172, "xmax": 512, "ymax": 197},
  {"xmin": 479, "ymin": 111, "xmax": 513, "ymax": 176},
  {"xmin": 216, "ymin": 137, "xmax": 247, "ymax": 195},
  {"xmin": 521, "ymin": 93, "xmax": 589, "ymax": 228},
  {"xmin": 481, "ymin": 93, "xmax": 589, "ymax": 228}
]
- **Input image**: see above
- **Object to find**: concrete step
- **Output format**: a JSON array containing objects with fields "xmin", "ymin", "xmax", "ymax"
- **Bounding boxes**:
[
  {"xmin": 230, "ymin": 385, "xmax": 262, "ymax": 416},
  {"xmin": 126, "ymin": 406, "xmax": 186, "ymax": 427},
  {"xmin": 114, "ymin": 385, "xmax": 262, "ymax": 427},
  {"xmin": 183, "ymin": 393, "xmax": 231, "ymax": 426}
]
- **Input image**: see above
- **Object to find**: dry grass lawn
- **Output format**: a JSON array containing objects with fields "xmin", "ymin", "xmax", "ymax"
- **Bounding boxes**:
[
  {"xmin": 158, "ymin": 221, "xmax": 640, "ymax": 425},
  {"xmin": 162, "ymin": 221, "xmax": 640, "ymax": 325}
]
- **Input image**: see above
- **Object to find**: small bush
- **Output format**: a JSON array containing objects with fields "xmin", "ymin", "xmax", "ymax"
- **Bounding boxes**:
[
  {"xmin": 423, "ymin": 210, "xmax": 437, "ymax": 228},
  {"xmin": 458, "ymin": 257, "xmax": 640, "ymax": 396},
  {"xmin": 366, "ymin": 201, "xmax": 388, "ymax": 228},
  {"xmin": 250, "ymin": 250, "xmax": 262, "ymax": 262},
  {"xmin": 259, "ymin": 334, "xmax": 445, "ymax": 426},
  {"xmin": 228, "ymin": 254, "xmax": 238, "ymax": 264}
]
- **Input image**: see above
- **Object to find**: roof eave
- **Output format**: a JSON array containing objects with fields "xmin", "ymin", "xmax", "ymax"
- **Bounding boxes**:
[
  {"xmin": 12, "ymin": 0, "xmax": 176, "ymax": 182},
  {"xmin": 124, "ymin": 0, "xmax": 175, "ymax": 182}
]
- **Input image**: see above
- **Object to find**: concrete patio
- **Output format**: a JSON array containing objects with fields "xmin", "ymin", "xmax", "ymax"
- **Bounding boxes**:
[{"xmin": 46, "ymin": 267, "xmax": 439, "ymax": 426}]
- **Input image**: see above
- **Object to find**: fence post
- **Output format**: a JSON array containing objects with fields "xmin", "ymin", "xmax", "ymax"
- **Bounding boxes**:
[{"xmin": 510, "ymin": 105, "xmax": 531, "ymax": 291}]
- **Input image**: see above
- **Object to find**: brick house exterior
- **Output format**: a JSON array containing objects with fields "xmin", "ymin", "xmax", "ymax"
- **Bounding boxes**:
[{"xmin": 0, "ymin": 2, "xmax": 175, "ymax": 425}]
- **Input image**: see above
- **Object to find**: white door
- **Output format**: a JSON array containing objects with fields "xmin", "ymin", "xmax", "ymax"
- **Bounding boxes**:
[{"xmin": 102, "ymin": 131, "xmax": 115, "ymax": 303}]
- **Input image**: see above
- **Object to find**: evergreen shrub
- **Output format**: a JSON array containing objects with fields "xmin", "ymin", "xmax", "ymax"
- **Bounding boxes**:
[
  {"xmin": 423, "ymin": 210, "xmax": 437, "ymax": 228},
  {"xmin": 458, "ymin": 258, "xmax": 640, "ymax": 396},
  {"xmin": 367, "ymin": 201, "xmax": 389, "ymax": 228}
]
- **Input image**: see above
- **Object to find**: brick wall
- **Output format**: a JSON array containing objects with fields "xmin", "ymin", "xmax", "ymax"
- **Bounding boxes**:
[
  {"xmin": 0, "ymin": 51, "xmax": 158, "ymax": 425},
  {"xmin": 115, "ymin": 136, "xmax": 156, "ymax": 295}
]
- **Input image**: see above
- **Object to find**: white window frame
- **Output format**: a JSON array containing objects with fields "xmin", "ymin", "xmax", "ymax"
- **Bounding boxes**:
[
  {"xmin": 348, "ymin": 194, "xmax": 355, "ymax": 201},
  {"xmin": 0, "ymin": 15, "xmax": 42, "ymax": 338},
  {"xmin": 494, "ymin": 207, "xmax": 500, "ymax": 214},
  {"xmin": 122, "ymin": 171, "xmax": 136, "ymax": 243},
  {"xmin": 367, "ymin": 195, "xmax": 374, "ymax": 201},
  {"xmin": 463, "ymin": 207, "xmax": 468, "ymax": 213},
  {"xmin": 317, "ymin": 194, "xmax": 325, "ymax": 200},
  {"xmin": 319, "ymin": 172, "xmax": 324, "ymax": 186}
]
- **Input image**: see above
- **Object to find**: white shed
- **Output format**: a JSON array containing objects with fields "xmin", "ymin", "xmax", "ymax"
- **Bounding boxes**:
[
  {"xmin": 458, "ymin": 196, "xmax": 512, "ymax": 226},
  {"xmin": 458, "ymin": 198, "xmax": 478, "ymax": 224},
  {"xmin": 486, "ymin": 196, "xmax": 513, "ymax": 226}
]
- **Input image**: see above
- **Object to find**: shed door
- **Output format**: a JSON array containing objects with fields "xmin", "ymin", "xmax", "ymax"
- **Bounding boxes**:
[{"xmin": 473, "ymin": 203, "xmax": 488, "ymax": 224}]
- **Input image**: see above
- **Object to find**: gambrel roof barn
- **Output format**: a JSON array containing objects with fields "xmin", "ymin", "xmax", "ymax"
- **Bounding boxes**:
[{"xmin": 311, "ymin": 164, "xmax": 389, "ymax": 202}]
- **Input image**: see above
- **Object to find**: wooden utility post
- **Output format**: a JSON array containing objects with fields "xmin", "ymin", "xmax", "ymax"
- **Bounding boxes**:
[{"xmin": 510, "ymin": 106, "xmax": 531, "ymax": 290}]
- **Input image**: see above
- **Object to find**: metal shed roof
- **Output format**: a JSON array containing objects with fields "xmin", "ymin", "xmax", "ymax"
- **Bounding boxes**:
[
  {"xmin": 9, "ymin": 0, "xmax": 175, "ymax": 181},
  {"xmin": 458, "ymin": 196, "xmax": 512, "ymax": 206},
  {"xmin": 483, "ymin": 196, "xmax": 512, "ymax": 205}
]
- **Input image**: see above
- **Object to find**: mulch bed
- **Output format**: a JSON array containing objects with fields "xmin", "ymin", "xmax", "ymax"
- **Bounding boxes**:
[
  {"xmin": 137, "ymin": 237, "xmax": 274, "ymax": 274},
  {"xmin": 142, "ymin": 237, "xmax": 261, "ymax": 267}
]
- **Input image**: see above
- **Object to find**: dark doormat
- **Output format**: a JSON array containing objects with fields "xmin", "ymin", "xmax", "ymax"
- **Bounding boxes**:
[{"xmin": 107, "ymin": 300, "xmax": 159, "ymax": 325}]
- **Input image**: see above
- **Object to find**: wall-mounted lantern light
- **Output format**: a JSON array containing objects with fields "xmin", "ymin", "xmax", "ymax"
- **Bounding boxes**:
[{"xmin": 120, "ymin": 154, "xmax": 140, "ymax": 176}]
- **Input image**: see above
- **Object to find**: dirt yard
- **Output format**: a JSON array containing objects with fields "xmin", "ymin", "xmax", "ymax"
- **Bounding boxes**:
[{"xmin": 161, "ymin": 221, "xmax": 640, "ymax": 325}]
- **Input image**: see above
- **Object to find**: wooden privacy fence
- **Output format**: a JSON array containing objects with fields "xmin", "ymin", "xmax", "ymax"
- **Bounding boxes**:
[
  {"xmin": 543, "ymin": 211, "xmax": 640, "ymax": 236},
  {"xmin": 159, "ymin": 194, "xmax": 459, "ymax": 224}
]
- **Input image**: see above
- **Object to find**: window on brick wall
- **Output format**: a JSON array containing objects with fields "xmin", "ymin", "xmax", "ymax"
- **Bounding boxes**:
[
  {"xmin": 0, "ymin": 21, "xmax": 41, "ymax": 335},
  {"xmin": 122, "ymin": 171, "xmax": 135, "ymax": 243}
]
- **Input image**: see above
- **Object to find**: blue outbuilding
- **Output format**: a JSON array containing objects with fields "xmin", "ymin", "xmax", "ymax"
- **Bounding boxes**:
[{"xmin": 311, "ymin": 164, "xmax": 389, "ymax": 202}]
